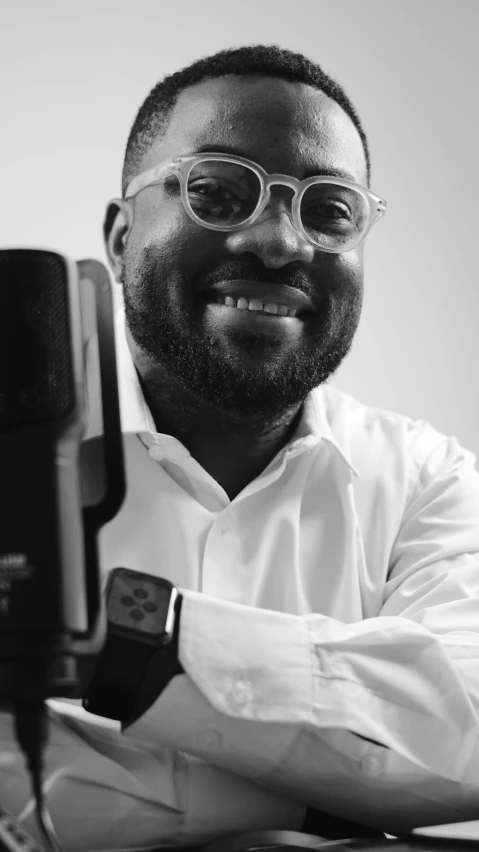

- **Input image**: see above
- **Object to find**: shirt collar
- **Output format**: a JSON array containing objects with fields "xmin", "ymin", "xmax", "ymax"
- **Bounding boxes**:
[
  {"xmin": 84, "ymin": 304, "xmax": 358, "ymax": 479},
  {"xmin": 84, "ymin": 304, "xmax": 154, "ymax": 441},
  {"xmin": 299, "ymin": 390, "xmax": 359, "ymax": 478}
]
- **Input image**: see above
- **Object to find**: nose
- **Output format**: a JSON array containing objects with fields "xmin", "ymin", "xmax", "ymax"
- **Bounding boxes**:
[{"xmin": 225, "ymin": 201, "xmax": 315, "ymax": 269}]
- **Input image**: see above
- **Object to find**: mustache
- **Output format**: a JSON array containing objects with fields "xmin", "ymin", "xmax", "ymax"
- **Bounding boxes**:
[{"xmin": 196, "ymin": 259, "xmax": 319, "ymax": 303}]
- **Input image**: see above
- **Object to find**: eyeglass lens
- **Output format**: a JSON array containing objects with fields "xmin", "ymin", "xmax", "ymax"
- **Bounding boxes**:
[{"xmin": 187, "ymin": 160, "xmax": 369, "ymax": 249}]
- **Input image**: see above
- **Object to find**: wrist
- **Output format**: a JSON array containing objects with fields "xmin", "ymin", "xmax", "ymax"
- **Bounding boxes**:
[
  {"xmin": 83, "ymin": 570, "xmax": 184, "ymax": 727},
  {"xmin": 123, "ymin": 592, "xmax": 184, "ymax": 729}
]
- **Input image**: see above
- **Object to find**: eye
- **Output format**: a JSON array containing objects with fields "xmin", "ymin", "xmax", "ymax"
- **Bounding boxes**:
[
  {"xmin": 301, "ymin": 183, "xmax": 367, "ymax": 233},
  {"xmin": 187, "ymin": 178, "xmax": 251, "ymax": 221},
  {"xmin": 303, "ymin": 200, "xmax": 353, "ymax": 222},
  {"xmin": 302, "ymin": 203, "xmax": 355, "ymax": 236},
  {"xmin": 190, "ymin": 179, "xmax": 218, "ymax": 196},
  {"xmin": 188, "ymin": 177, "xmax": 248, "ymax": 201},
  {"xmin": 325, "ymin": 202, "xmax": 352, "ymax": 220}
]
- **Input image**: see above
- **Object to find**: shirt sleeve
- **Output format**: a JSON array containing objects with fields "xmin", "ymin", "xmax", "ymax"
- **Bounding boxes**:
[
  {"xmin": 130, "ymin": 430, "xmax": 479, "ymax": 835},
  {"xmin": 0, "ymin": 702, "xmax": 304, "ymax": 850}
]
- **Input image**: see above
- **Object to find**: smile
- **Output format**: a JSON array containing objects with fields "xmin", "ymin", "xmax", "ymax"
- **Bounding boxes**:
[
  {"xmin": 200, "ymin": 279, "xmax": 315, "ymax": 317},
  {"xmin": 209, "ymin": 293, "xmax": 299, "ymax": 317}
]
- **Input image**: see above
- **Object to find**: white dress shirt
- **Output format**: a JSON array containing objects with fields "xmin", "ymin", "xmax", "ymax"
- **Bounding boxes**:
[{"xmin": 2, "ymin": 304, "xmax": 479, "ymax": 850}]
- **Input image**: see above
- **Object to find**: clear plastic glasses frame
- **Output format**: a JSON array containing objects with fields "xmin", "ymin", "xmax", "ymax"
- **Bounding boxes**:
[{"xmin": 125, "ymin": 152, "xmax": 387, "ymax": 254}]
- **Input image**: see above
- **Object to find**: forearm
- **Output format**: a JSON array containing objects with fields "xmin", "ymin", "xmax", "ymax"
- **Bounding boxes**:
[
  {"xmin": 127, "ymin": 589, "xmax": 479, "ymax": 832},
  {"xmin": 0, "ymin": 704, "xmax": 303, "ymax": 851},
  {"xmin": 140, "ymin": 674, "xmax": 479, "ymax": 834}
]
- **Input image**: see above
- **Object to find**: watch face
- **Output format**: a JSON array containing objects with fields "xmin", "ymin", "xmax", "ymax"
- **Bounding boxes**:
[{"xmin": 107, "ymin": 570, "xmax": 173, "ymax": 637}]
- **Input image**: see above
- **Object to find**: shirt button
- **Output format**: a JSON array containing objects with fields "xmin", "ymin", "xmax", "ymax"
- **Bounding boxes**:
[
  {"xmin": 360, "ymin": 754, "xmax": 383, "ymax": 778},
  {"xmin": 149, "ymin": 446, "xmax": 166, "ymax": 461},
  {"xmin": 197, "ymin": 728, "xmax": 222, "ymax": 750},
  {"xmin": 230, "ymin": 679, "xmax": 254, "ymax": 707}
]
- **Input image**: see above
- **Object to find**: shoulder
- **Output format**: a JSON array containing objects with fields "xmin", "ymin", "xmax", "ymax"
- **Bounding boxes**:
[{"xmin": 316, "ymin": 384, "xmax": 478, "ymax": 491}]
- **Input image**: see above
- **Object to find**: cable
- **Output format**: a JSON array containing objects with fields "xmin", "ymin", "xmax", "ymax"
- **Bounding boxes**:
[
  {"xmin": 31, "ymin": 767, "xmax": 62, "ymax": 852},
  {"xmin": 13, "ymin": 699, "xmax": 63, "ymax": 852}
]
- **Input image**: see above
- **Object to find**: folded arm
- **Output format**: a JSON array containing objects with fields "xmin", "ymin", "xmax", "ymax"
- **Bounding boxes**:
[
  {"xmin": 3, "ymin": 428, "xmax": 479, "ymax": 843},
  {"xmin": 130, "ymin": 432, "xmax": 479, "ymax": 835}
]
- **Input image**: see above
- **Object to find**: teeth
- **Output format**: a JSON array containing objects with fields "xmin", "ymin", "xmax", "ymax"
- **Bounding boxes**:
[{"xmin": 215, "ymin": 294, "xmax": 297, "ymax": 317}]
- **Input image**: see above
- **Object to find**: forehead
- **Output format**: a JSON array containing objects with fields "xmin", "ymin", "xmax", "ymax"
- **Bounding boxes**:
[{"xmin": 140, "ymin": 75, "xmax": 367, "ymax": 183}]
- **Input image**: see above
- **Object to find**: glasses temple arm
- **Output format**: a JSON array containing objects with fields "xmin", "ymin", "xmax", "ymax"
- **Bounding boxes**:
[{"xmin": 125, "ymin": 161, "xmax": 174, "ymax": 199}]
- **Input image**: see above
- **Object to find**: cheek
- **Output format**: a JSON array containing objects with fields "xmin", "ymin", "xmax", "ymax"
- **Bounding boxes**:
[
  {"xmin": 129, "ymin": 196, "xmax": 183, "ymax": 253},
  {"xmin": 127, "ymin": 196, "xmax": 216, "ymax": 275},
  {"xmin": 333, "ymin": 249, "xmax": 364, "ymax": 292},
  {"xmin": 315, "ymin": 249, "xmax": 363, "ymax": 296}
]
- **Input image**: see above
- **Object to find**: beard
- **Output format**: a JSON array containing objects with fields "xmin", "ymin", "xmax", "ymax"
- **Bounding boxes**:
[{"xmin": 121, "ymin": 246, "xmax": 363, "ymax": 427}]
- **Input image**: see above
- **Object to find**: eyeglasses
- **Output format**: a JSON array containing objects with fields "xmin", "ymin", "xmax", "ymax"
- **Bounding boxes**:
[{"xmin": 125, "ymin": 152, "xmax": 387, "ymax": 254}]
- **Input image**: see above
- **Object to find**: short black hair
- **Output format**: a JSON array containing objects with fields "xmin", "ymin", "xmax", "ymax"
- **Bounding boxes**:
[{"xmin": 122, "ymin": 44, "xmax": 371, "ymax": 196}]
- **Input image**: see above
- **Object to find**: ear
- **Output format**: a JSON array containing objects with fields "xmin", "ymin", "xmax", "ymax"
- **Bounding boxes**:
[{"xmin": 103, "ymin": 198, "xmax": 134, "ymax": 283}]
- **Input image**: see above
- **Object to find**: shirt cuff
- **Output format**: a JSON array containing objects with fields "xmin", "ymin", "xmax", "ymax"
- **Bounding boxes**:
[
  {"xmin": 179, "ymin": 589, "xmax": 313, "ymax": 724},
  {"xmin": 126, "ymin": 590, "xmax": 313, "ymax": 780}
]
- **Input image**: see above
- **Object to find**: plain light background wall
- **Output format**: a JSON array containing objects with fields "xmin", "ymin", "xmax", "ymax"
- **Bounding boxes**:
[{"xmin": 1, "ymin": 0, "xmax": 478, "ymax": 456}]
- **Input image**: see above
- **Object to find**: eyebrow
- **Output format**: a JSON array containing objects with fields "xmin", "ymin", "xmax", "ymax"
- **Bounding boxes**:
[{"xmin": 193, "ymin": 143, "xmax": 358, "ymax": 182}]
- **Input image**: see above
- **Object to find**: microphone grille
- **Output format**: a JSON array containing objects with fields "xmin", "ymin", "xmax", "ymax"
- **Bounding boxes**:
[{"xmin": 0, "ymin": 250, "xmax": 75, "ymax": 428}]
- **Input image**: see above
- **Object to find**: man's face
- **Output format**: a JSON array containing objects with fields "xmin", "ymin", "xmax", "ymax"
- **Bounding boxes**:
[{"xmin": 117, "ymin": 76, "xmax": 368, "ymax": 423}]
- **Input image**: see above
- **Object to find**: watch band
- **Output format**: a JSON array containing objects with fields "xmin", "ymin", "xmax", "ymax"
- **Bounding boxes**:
[
  {"xmin": 84, "ymin": 633, "xmax": 149, "ymax": 722},
  {"xmin": 125, "ymin": 593, "xmax": 184, "ymax": 728},
  {"xmin": 84, "ymin": 593, "xmax": 184, "ymax": 725}
]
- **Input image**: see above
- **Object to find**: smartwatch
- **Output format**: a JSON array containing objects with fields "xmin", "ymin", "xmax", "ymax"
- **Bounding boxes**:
[{"xmin": 83, "ymin": 567, "xmax": 183, "ymax": 725}]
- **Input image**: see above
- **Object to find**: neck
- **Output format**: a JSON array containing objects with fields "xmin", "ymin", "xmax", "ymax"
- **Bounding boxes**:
[{"xmin": 129, "ymin": 337, "xmax": 303, "ymax": 497}]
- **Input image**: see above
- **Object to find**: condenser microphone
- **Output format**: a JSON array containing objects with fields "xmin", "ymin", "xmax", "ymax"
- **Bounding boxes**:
[{"xmin": 0, "ymin": 249, "xmax": 125, "ymax": 702}]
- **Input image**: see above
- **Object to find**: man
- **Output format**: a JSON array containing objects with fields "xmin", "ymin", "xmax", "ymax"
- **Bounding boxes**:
[{"xmin": 2, "ymin": 43, "xmax": 479, "ymax": 850}]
